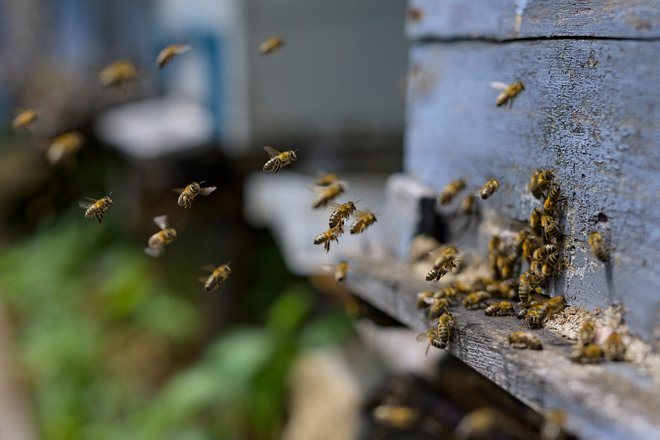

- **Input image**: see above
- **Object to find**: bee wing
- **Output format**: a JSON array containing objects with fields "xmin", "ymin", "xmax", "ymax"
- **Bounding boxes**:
[
  {"xmin": 199, "ymin": 186, "xmax": 217, "ymax": 196},
  {"xmin": 490, "ymin": 81, "xmax": 508, "ymax": 90},
  {"xmin": 198, "ymin": 276, "xmax": 210, "ymax": 283},
  {"xmin": 153, "ymin": 215, "xmax": 169, "ymax": 230},
  {"xmin": 171, "ymin": 43, "xmax": 191, "ymax": 55},
  {"xmin": 415, "ymin": 331, "xmax": 430, "ymax": 342},
  {"xmin": 173, "ymin": 188, "xmax": 185, "ymax": 194},
  {"xmin": 263, "ymin": 146, "xmax": 281, "ymax": 157},
  {"xmin": 78, "ymin": 200, "xmax": 92, "ymax": 209},
  {"xmin": 144, "ymin": 246, "xmax": 164, "ymax": 258},
  {"xmin": 201, "ymin": 264, "xmax": 216, "ymax": 272},
  {"xmin": 326, "ymin": 201, "xmax": 343, "ymax": 210}
]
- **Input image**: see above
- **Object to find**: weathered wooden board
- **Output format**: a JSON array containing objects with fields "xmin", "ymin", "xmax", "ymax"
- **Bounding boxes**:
[
  {"xmin": 406, "ymin": 0, "xmax": 660, "ymax": 40},
  {"xmin": 404, "ymin": 40, "xmax": 660, "ymax": 340},
  {"xmin": 345, "ymin": 254, "xmax": 660, "ymax": 440}
]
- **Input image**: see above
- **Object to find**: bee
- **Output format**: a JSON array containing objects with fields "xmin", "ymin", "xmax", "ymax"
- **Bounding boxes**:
[
  {"xmin": 493, "ymin": 80, "xmax": 525, "ymax": 107},
  {"xmin": 496, "ymin": 255, "xmax": 515, "ymax": 279},
  {"xmin": 525, "ymin": 304, "xmax": 545, "ymax": 328},
  {"xmin": 543, "ymin": 186, "xmax": 561, "ymax": 215},
  {"xmin": 537, "ymin": 170, "xmax": 555, "ymax": 192},
  {"xmin": 542, "ymin": 258, "xmax": 564, "ymax": 277},
  {"xmin": 315, "ymin": 173, "xmax": 339, "ymax": 187},
  {"xmin": 259, "ymin": 36, "xmax": 285, "ymax": 55},
  {"xmin": 79, "ymin": 193, "xmax": 113, "ymax": 224},
  {"xmin": 541, "ymin": 215, "xmax": 561, "ymax": 239},
  {"xmin": 436, "ymin": 312, "xmax": 455, "ymax": 348},
  {"xmin": 454, "ymin": 408, "xmax": 503, "ymax": 440},
  {"xmin": 46, "ymin": 131, "xmax": 84, "ymax": 165},
  {"xmin": 513, "ymin": 229, "xmax": 528, "ymax": 257},
  {"xmin": 509, "ymin": 331, "xmax": 543, "ymax": 350},
  {"xmin": 428, "ymin": 297, "xmax": 452, "ymax": 320},
  {"xmin": 460, "ymin": 194, "xmax": 478, "ymax": 214},
  {"xmin": 530, "ymin": 259, "xmax": 543, "ymax": 275},
  {"xmin": 588, "ymin": 231, "xmax": 608, "ymax": 262},
  {"xmin": 350, "ymin": 210, "xmax": 377, "ymax": 234},
  {"xmin": 372, "ymin": 405, "xmax": 419, "ymax": 429},
  {"xmin": 173, "ymin": 181, "xmax": 217, "ymax": 208},
  {"xmin": 425, "ymin": 266, "xmax": 448, "ymax": 282},
  {"xmin": 156, "ymin": 43, "xmax": 191, "ymax": 69},
  {"xmin": 311, "ymin": 182, "xmax": 345, "ymax": 209},
  {"xmin": 416, "ymin": 291, "xmax": 436, "ymax": 309},
  {"xmin": 436, "ymin": 287, "xmax": 458, "ymax": 301},
  {"xmin": 522, "ymin": 235, "xmax": 541, "ymax": 261},
  {"xmin": 529, "ymin": 169, "xmax": 544, "ymax": 199},
  {"xmin": 571, "ymin": 342, "xmax": 603, "ymax": 364},
  {"xmin": 463, "ymin": 291, "xmax": 491, "ymax": 309},
  {"xmin": 328, "ymin": 201, "xmax": 358, "ymax": 228},
  {"xmin": 200, "ymin": 263, "xmax": 232, "ymax": 292},
  {"xmin": 577, "ymin": 319, "xmax": 595, "ymax": 345},
  {"xmin": 438, "ymin": 179, "xmax": 466, "ymax": 205},
  {"xmin": 533, "ymin": 244, "xmax": 558, "ymax": 262},
  {"xmin": 479, "ymin": 178, "xmax": 501, "ymax": 200},
  {"xmin": 530, "ymin": 208, "xmax": 543, "ymax": 235},
  {"xmin": 602, "ymin": 332, "xmax": 626, "ymax": 361},
  {"xmin": 485, "ymin": 301, "xmax": 515, "ymax": 316},
  {"xmin": 313, "ymin": 224, "xmax": 344, "ymax": 253},
  {"xmin": 334, "ymin": 260, "xmax": 349, "ymax": 283},
  {"xmin": 432, "ymin": 245, "xmax": 459, "ymax": 269},
  {"xmin": 100, "ymin": 59, "xmax": 138, "ymax": 88},
  {"xmin": 486, "ymin": 279, "xmax": 518, "ymax": 299},
  {"xmin": 145, "ymin": 215, "xmax": 177, "ymax": 257},
  {"xmin": 263, "ymin": 146, "xmax": 297, "ymax": 173},
  {"xmin": 543, "ymin": 295, "xmax": 566, "ymax": 320},
  {"xmin": 416, "ymin": 327, "xmax": 444, "ymax": 354},
  {"xmin": 12, "ymin": 109, "xmax": 38, "ymax": 130}
]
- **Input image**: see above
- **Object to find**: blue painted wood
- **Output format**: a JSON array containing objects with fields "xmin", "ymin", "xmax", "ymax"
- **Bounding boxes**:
[{"xmin": 404, "ymin": 39, "xmax": 660, "ymax": 339}]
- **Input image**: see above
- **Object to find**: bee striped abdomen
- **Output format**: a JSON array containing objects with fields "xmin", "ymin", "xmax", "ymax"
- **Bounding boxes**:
[{"xmin": 263, "ymin": 158, "xmax": 281, "ymax": 173}]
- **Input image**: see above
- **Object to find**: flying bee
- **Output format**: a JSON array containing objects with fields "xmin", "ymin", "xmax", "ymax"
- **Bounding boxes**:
[
  {"xmin": 313, "ymin": 224, "xmax": 344, "ymax": 253},
  {"xmin": 463, "ymin": 291, "xmax": 491, "ymax": 309},
  {"xmin": 432, "ymin": 245, "xmax": 459, "ymax": 269},
  {"xmin": 537, "ymin": 170, "xmax": 555, "ymax": 192},
  {"xmin": 485, "ymin": 301, "xmax": 515, "ymax": 316},
  {"xmin": 311, "ymin": 182, "xmax": 345, "ymax": 209},
  {"xmin": 350, "ymin": 210, "xmax": 377, "ymax": 234},
  {"xmin": 173, "ymin": 181, "xmax": 217, "ymax": 209},
  {"xmin": 529, "ymin": 169, "xmax": 544, "ymax": 199},
  {"xmin": 328, "ymin": 201, "xmax": 358, "ymax": 228},
  {"xmin": 262, "ymin": 146, "xmax": 297, "ymax": 173},
  {"xmin": 578, "ymin": 319, "xmax": 595, "ymax": 346},
  {"xmin": 416, "ymin": 290, "xmax": 436, "ymax": 309},
  {"xmin": 492, "ymin": 80, "xmax": 525, "ymax": 107},
  {"xmin": 425, "ymin": 266, "xmax": 448, "ymax": 282},
  {"xmin": 571, "ymin": 342, "xmax": 604, "ymax": 364},
  {"xmin": 315, "ymin": 173, "xmax": 339, "ymax": 187},
  {"xmin": 479, "ymin": 178, "xmax": 501, "ymax": 200},
  {"xmin": 79, "ymin": 193, "xmax": 113, "ymax": 224},
  {"xmin": 588, "ymin": 231, "xmax": 608, "ymax": 262},
  {"xmin": 509, "ymin": 331, "xmax": 542, "ymax": 350},
  {"xmin": 334, "ymin": 260, "xmax": 349, "ymax": 283},
  {"xmin": 530, "ymin": 208, "xmax": 543, "ymax": 235},
  {"xmin": 145, "ymin": 215, "xmax": 177, "ymax": 257},
  {"xmin": 47, "ymin": 131, "xmax": 84, "ymax": 165},
  {"xmin": 12, "ymin": 109, "xmax": 38, "ymax": 130},
  {"xmin": 259, "ymin": 36, "xmax": 285, "ymax": 55},
  {"xmin": 428, "ymin": 297, "xmax": 452, "ymax": 320},
  {"xmin": 602, "ymin": 332, "xmax": 626, "ymax": 361},
  {"xmin": 438, "ymin": 178, "xmax": 466, "ymax": 205},
  {"xmin": 156, "ymin": 43, "xmax": 191, "ymax": 69},
  {"xmin": 543, "ymin": 186, "xmax": 561, "ymax": 214},
  {"xmin": 100, "ymin": 59, "xmax": 138, "ymax": 88},
  {"xmin": 416, "ymin": 327, "xmax": 444, "ymax": 354},
  {"xmin": 372, "ymin": 405, "xmax": 419, "ymax": 429},
  {"xmin": 541, "ymin": 215, "xmax": 561, "ymax": 239},
  {"xmin": 199, "ymin": 263, "xmax": 232, "ymax": 292},
  {"xmin": 460, "ymin": 194, "xmax": 477, "ymax": 215}
]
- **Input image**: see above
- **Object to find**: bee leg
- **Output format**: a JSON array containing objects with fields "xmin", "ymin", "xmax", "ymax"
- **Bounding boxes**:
[{"xmin": 96, "ymin": 214, "xmax": 103, "ymax": 224}]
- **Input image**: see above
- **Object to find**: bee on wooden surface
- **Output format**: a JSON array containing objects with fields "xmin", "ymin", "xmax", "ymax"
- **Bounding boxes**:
[
  {"xmin": 602, "ymin": 332, "xmax": 626, "ymax": 361},
  {"xmin": 47, "ymin": 131, "xmax": 84, "ymax": 165},
  {"xmin": 416, "ymin": 327, "xmax": 443, "ymax": 354},
  {"xmin": 428, "ymin": 298, "xmax": 452, "ymax": 320},
  {"xmin": 79, "ymin": 193, "xmax": 113, "ymax": 224},
  {"xmin": 537, "ymin": 170, "xmax": 555, "ymax": 192},
  {"xmin": 334, "ymin": 260, "xmax": 349, "ymax": 283},
  {"xmin": 12, "ymin": 109, "xmax": 38, "ymax": 130},
  {"xmin": 492, "ymin": 80, "xmax": 525, "ymax": 107},
  {"xmin": 438, "ymin": 178, "xmax": 466, "ymax": 205},
  {"xmin": 509, "ymin": 331, "xmax": 543, "ymax": 350},
  {"xmin": 486, "ymin": 278, "xmax": 518, "ymax": 299},
  {"xmin": 525, "ymin": 304, "xmax": 545, "ymax": 328},
  {"xmin": 571, "ymin": 342, "xmax": 603, "ymax": 364},
  {"xmin": 436, "ymin": 287, "xmax": 458, "ymax": 301},
  {"xmin": 479, "ymin": 178, "xmax": 501, "ymax": 200},
  {"xmin": 577, "ymin": 319, "xmax": 595, "ymax": 346},
  {"xmin": 518, "ymin": 272, "xmax": 533, "ymax": 305},
  {"xmin": 312, "ymin": 182, "xmax": 345, "ymax": 209},
  {"xmin": 543, "ymin": 295, "xmax": 566, "ymax": 320},
  {"xmin": 543, "ymin": 186, "xmax": 561, "ymax": 215},
  {"xmin": 200, "ymin": 263, "xmax": 232, "ymax": 292},
  {"xmin": 452, "ymin": 280, "xmax": 474, "ymax": 294},
  {"xmin": 315, "ymin": 173, "xmax": 339, "ymax": 187},
  {"xmin": 529, "ymin": 169, "xmax": 544, "ymax": 199},
  {"xmin": 350, "ymin": 210, "xmax": 377, "ymax": 234},
  {"xmin": 533, "ymin": 244, "xmax": 558, "ymax": 262},
  {"xmin": 328, "ymin": 201, "xmax": 358, "ymax": 228},
  {"xmin": 530, "ymin": 207, "xmax": 543, "ymax": 235},
  {"xmin": 541, "ymin": 410, "xmax": 567, "ymax": 440},
  {"xmin": 156, "ymin": 43, "xmax": 191, "ymax": 69},
  {"xmin": 173, "ymin": 181, "xmax": 217, "ymax": 209},
  {"xmin": 436, "ymin": 311, "xmax": 455, "ymax": 348},
  {"xmin": 262, "ymin": 146, "xmax": 297, "ymax": 173},
  {"xmin": 259, "ymin": 36, "xmax": 285, "ymax": 55},
  {"xmin": 372, "ymin": 405, "xmax": 419, "ymax": 429},
  {"xmin": 416, "ymin": 290, "xmax": 436, "ymax": 309},
  {"xmin": 100, "ymin": 60, "xmax": 138, "ymax": 88},
  {"xmin": 313, "ymin": 224, "xmax": 344, "ymax": 253},
  {"xmin": 588, "ymin": 231, "xmax": 608, "ymax": 262},
  {"xmin": 541, "ymin": 215, "xmax": 561, "ymax": 240},
  {"xmin": 485, "ymin": 301, "xmax": 515, "ymax": 316},
  {"xmin": 463, "ymin": 291, "xmax": 491, "ymax": 309},
  {"xmin": 145, "ymin": 215, "xmax": 177, "ymax": 257}
]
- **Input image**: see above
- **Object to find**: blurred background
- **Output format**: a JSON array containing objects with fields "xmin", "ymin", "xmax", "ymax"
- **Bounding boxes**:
[{"xmin": 0, "ymin": 1, "xmax": 544, "ymax": 439}]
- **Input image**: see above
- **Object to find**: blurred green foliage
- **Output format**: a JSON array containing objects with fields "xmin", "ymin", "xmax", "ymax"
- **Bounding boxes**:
[{"xmin": 0, "ymin": 209, "xmax": 353, "ymax": 440}]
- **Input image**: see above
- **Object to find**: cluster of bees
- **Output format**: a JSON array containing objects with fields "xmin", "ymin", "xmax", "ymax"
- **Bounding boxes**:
[{"xmin": 416, "ymin": 169, "xmax": 623, "ymax": 362}]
